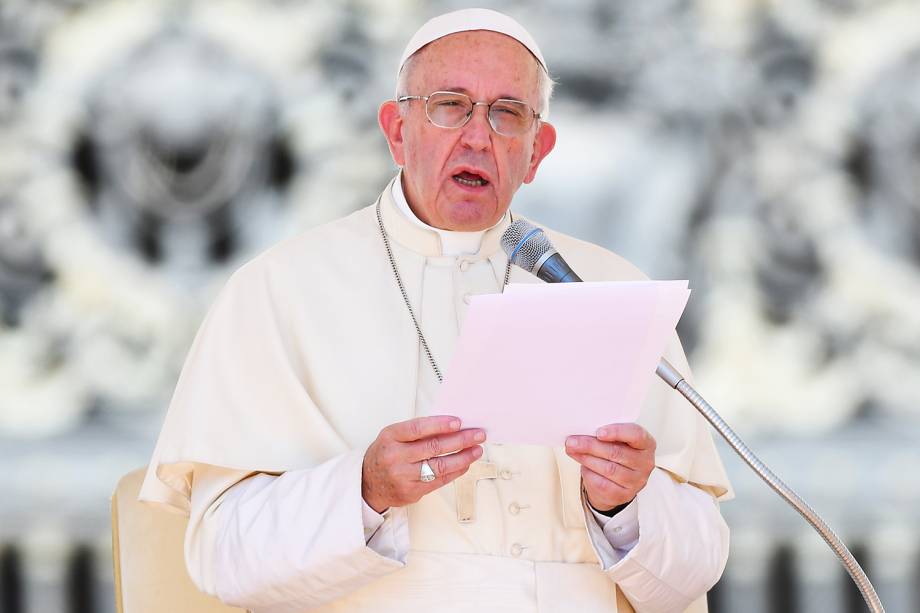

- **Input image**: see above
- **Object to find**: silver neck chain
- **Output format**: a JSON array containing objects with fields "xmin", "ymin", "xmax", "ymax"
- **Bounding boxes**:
[{"xmin": 376, "ymin": 199, "xmax": 512, "ymax": 383}]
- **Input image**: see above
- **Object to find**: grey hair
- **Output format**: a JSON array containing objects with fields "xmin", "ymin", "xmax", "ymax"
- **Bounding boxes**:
[{"xmin": 395, "ymin": 52, "xmax": 555, "ymax": 120}]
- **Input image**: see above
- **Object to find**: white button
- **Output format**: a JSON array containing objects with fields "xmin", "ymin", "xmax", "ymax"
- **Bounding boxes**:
[
  {"xmin": 459, "ymin": 260, "xmax": 471, "ymax": 272},
  {"xmin": 500, "ymin": 469, "xmax": 513, "ymax": 480},
  {"xmin": 613, "ymin": 526, "xmax": 623, "ymax": 534},
  {"xmin": 508, "ymin": 502, "xmax": 521, "ymax": 515},
  {"xmin": 462, "ymin": 293, "xmax": 472, "ymax": 305},
  {"xmin": 510, "ymin": 543, "xmax": 524, "ymax": 557}
]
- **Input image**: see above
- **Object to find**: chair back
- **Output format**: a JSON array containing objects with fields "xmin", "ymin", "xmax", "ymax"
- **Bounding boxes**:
[{"xmin": 111, "ymin": 467, "xmax": 244, "ymax": 613}]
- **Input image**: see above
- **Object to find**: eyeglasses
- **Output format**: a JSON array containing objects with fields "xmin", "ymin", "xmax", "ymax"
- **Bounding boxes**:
[{"xmin": 397, "ymin": 91, "xmax": 541, "ymax": 137}]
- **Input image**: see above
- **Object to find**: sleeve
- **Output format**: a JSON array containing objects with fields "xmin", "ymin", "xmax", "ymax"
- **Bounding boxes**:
[
  {"xmin": 184, "ymin": 451, "xmax": 410, "ymax": 612},
  {"xmin": 138, "ymin": 258, "xmax": 357, "ymax": 516},
  {"xmin": 584, "ymin": 499, "xmax": 641, "ymax": 552},
  {"xmin": 363, "ymin": 502, "xmax": 410, "ymax": 561},
  {"xmin": 583, "ymin": 468, "xmax": 730, "ymax": 613}
]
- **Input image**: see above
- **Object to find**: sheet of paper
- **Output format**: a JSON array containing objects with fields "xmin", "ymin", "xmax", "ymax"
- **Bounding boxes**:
[{"xmin": 431, "ymin": 280, "xmax": 690, "ymax": 446}]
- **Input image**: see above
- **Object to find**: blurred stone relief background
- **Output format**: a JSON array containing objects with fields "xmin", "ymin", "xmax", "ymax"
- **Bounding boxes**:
[{"xmin": 0, "ymin": 0, "xmax": 918, "ymax": 611}]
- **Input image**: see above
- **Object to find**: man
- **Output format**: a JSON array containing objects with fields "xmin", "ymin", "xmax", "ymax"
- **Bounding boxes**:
[{"xmin": 140, "ymin": 9, "xmax": 732, "ymax": 613}]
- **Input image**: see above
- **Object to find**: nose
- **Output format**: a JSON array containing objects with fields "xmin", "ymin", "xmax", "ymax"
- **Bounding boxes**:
[{"xmin": 459, "ymin": 103, "xmax": 492, "ymax": 151}]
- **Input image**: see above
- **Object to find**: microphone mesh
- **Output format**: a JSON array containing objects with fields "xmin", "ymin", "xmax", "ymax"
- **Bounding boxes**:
[{"xmin": 500, "ymin": 219, "xmax": 555, "ymax": 273}]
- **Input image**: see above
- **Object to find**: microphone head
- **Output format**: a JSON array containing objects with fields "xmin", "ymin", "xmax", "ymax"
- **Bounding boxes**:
[{"xmin": 500, "ymin": 219, "xmax": 555, "ymax": 274}]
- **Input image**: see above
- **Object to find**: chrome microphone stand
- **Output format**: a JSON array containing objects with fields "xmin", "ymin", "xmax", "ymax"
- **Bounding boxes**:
[
  {"xmin": 656, "ymin": 359, "xmax": 885, "ymax": 613},
  {"xmin": 499, "ymin": 219, "xmax": 886, "ymax": 612}
]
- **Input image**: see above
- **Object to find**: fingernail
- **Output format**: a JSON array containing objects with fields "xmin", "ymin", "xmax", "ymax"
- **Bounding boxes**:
[
  {"xmin": 566, "ymin": 437, "xmax": 578, "ymax": 449},
  {"xmin": 449, "ymin": 419, "xmax": 461, "ymax": 430},
  {"xmin": 596, "ymin": 428, "xmax": 608, "ymax": 438},
  {"xmin": 473, "ymin": 446, "xmax": 483, "ymax": 458},
  {"xmin": 474, "ymin": 431, "xmax": 486, "ymax": 442}
]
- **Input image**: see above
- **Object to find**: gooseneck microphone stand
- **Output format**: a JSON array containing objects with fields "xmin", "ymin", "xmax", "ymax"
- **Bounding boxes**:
[
  {"xmin": 656, "ymin": 358, "xmax": 885, "ymax": 613},
  {"xmin": 500, "ymin": 219, "xmax": 886, "ymax": 613}
]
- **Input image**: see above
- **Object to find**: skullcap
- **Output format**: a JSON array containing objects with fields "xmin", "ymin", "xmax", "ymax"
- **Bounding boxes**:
[{"xmin": 397, "ymin": 8, "xmax": 547, "ymax": 79}]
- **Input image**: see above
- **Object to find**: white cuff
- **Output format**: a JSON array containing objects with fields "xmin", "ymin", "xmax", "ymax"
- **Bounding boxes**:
[
  {"xmin": 361, "ymin": 499, "xmax": 386, "ymax": 542},
  {"xmin": 366, "ymin": 506, "xmax": 409, "ymax": 563},
  {"xmin": 583, "ymin": 496, "xmax": 638, "ymax": 568},
  {"xmin": 596, "ymin": 468, "xmax": 730, "ymax": 613},
  {"xmin": 587, "ymin": 499, "xmax": 640, "ymax": 551},
  {"xmin": 360, "ymin": 488, "xmax": 410, "ymax": 562}
]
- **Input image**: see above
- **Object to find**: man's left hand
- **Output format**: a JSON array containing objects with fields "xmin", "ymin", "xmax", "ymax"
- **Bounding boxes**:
[{"xmin": 565, "ymin": 423, "xmax": 656, "ymax": 513}]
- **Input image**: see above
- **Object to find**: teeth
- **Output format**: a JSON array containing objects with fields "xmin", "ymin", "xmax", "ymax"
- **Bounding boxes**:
[{"xmin": 454, "ymin": 175, "xmax": 487, "ymax": 187}]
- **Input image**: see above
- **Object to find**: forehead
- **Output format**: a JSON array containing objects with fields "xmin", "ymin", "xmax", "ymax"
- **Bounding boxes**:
[{"xmin": 408, "ymin": 30, "xmax": 541, "ymax": 98}]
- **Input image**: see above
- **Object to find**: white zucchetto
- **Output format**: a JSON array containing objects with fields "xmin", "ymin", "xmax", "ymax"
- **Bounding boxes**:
[{"xmin": 397, "ymin": 8, "xmax": 548, "ymax": 78}]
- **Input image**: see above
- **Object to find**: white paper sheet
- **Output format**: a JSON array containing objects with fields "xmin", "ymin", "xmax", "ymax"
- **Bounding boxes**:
[{"xmin": 431, "ymin": 281, "xmax": 690, "ymax": 446}]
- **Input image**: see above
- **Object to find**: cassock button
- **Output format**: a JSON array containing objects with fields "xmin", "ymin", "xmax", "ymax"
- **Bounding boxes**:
[
  {"xmin": 508, "ymin": 502, "xmax": 521, "ymax": 515},
  {"xmin": 500, "ymin": 469, "xmax": 513, "ymax": 480},
  {"xmin": 510, "ymin": 543, "xmax": 524, "ymax": 557}
]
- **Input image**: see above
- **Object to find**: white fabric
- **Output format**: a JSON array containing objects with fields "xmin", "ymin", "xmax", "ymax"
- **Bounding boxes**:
[
  {"xmin": 187, "ymin": 452, "xmax": 405, "ymax": 610},
  {"xmin": 138, "ymin": 175, "xmax": 733, "ymax": 512},
  {"xmin": 397, "ymin": 8, "xmax": 548, "ymax": 79},
  {"xmin": 584, "ymin": 469, "xmax": 731, "ymax": 612},
  {"xmin": 195, "ymin": 464, "xmax": 723, "ymax": 612},
  {"xmin": 588, "ymin": 499, "xmax": 641, "ymax": 551},
  {"xmin": 361, "ymin": 500, "xmax": 409, "ymax": 561},
  {"xmin": 361, "ymin": 498, "xmax": 386, "ymax": 541},
  {"xmin": 364, "ymin": 467, "xmax": 642, "ymax": 572},
  {"xmin": 142, "ymin": 176, "xmax": 733, "ymax": 612}
]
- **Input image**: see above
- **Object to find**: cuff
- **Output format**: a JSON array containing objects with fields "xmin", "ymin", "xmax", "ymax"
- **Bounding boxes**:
[
  {"xmin": 587, "ymin": 498, "xmax": 640, "ymax": 550},
  {"xmin": 361, "ymin": 499, "xmax": 386, "ymax": 542},
  {"xmin": 366, "ymin": 506, "xmax": 409, "ymax": 564},
  {"xmin": 583, "ymin": 491, "xmax": 641, "ymax": 569}
]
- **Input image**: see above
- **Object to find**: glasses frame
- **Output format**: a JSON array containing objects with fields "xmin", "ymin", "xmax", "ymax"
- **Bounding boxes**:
[{"xmin": 397, "ymin": 91, "xmax": 542, "ymax": 136}]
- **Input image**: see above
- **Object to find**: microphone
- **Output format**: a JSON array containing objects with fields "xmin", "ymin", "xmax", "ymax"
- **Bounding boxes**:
[
  {"xmin": 500, "ymin": 220, "xmax": 582, "ymax": 283},
  {"xmin": 497, "ymin": 218, "xmax": 885, "ymax": 612}
]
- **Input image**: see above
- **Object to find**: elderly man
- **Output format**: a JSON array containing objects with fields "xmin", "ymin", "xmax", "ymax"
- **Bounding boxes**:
[{"xmin": 140, "ymin": 9, "xmax": 732, "ymax": 613}]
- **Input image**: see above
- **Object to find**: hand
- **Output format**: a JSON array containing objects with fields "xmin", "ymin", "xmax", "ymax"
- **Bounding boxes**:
[
  {"xmin": 362, "ymin": 415, "xmax": 486, "ymax": 513},
  {"xmin": 565, "ymin": 423, "xmax": 656, "ymax": 513}
]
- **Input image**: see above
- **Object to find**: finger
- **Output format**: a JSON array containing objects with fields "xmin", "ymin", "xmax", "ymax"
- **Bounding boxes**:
[
  {"xmin": 581, "ymin": 465, "xmax": 634, "ymax": 502},
  {"xmin": 426, "ymin": 445, "xmax": 483, "ymax": 478},
  {"xmin": 387, "ymin": 415, "xmax": 462, "ymax": 442},
  {"xmin": 405, "ymin": 428, "xmax": 486, "ymax": 462},
  {"xmin": 565, "ymin": 436, "xmax": 644, "ymax": 469},
  {"xmin": 413, "ymin": 465, "xmax": 473, "ymax": 500},
  {"xmin": 566, "ymin": 452, "xmax": 642, "ymax": 488},
  {"xmin": 595, "ymin": 423, "xmax": 655, "ymax": 451},
  {"xmin": 425, "ymin": 464, "xmax": 471, "ymax": 489}
]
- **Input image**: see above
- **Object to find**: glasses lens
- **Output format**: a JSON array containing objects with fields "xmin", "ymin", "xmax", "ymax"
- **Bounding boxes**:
[
  {"xmin": 426, "ymin": 92, "xmax": 473, "ymax": 128},
  {"xmin": 489, "ymin": 100, "xmax": 532, "ymax": 135}
]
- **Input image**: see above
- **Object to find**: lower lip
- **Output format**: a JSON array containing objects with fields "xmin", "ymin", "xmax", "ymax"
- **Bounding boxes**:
[{"xmin": 451, "ymin": 176, "xmax": 490, "ymax": 192}]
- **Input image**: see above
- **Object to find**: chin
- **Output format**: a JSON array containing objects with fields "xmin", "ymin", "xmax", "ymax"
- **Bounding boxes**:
[
  {"xmin": 444, "ymin": 212, "xmax": 497, "ymax": 231},
  {"xmin": 441, "ymin": 201, "xmax": 501, "ymax": 231}
]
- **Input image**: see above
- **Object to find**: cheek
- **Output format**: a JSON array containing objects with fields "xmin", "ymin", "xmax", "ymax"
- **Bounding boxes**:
[
  {"xmin": 403, "ymin": 136, "xmax": 434, "ymax": 183},
  {"xmin": 500, "ymin": 143, "xmax": 532, "ymax": 183},
  {"xmin": 408, "ymin": 131, "xmax": 453, "ymax": 175}
]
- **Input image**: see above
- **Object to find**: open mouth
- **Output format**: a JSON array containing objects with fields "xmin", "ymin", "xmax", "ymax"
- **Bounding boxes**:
[{"xmin": 452, "ymin": 171, "xmax": 489, "ymax": 188}]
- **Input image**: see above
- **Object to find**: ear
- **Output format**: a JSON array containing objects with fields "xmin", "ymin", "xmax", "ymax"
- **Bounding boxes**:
[
  {"xmin": 378, "ymin": 100, "xmax": 406, "ymax": 167},
  {"xmin": 523, "ymin": 121, "xmax": 556, "ymax": 184}
]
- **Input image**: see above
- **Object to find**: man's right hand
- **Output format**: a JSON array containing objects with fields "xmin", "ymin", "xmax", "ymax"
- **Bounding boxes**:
[{"xmin": 361, "ymin": 415, "xmax": 485, "ymax": 513}]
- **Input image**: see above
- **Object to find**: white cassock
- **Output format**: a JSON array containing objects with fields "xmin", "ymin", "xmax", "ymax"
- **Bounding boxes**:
[{"xmin": 139, "ymin": 174, "xmax": 734, "ymax": 613}]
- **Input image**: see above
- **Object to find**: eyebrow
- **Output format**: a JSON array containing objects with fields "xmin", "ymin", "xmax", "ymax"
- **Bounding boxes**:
[{"xmin": 439, "ymin": 86, "xmax": 527, "ymax": 102}]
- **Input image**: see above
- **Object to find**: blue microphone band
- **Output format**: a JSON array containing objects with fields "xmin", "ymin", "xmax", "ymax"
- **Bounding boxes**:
[{"xmin": 509, "ymin": 227, "xmax": 544, "ymax": 267}]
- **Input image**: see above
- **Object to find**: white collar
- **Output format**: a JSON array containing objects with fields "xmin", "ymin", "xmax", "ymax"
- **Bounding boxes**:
[{"xmin": 392, "ymin": 171, "xmax": 504, "ymax": 257}]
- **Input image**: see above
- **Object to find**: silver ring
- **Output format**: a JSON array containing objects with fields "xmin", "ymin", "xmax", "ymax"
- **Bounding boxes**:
[{"xmin": 419, "ymin": 459, "xmax": 436, "ymax": 482}]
